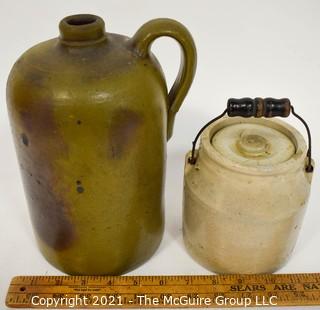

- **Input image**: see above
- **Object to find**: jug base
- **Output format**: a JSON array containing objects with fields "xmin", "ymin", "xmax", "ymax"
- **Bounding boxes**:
[{"xmin": 36, "ymin": 233, "xmax": 164, "ymax": 275}]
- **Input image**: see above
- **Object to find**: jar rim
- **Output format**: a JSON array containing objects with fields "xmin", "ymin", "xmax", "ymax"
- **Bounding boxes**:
[{"xmin": 200, "ymin": 117, "xmax": 308, "ymax": 176}]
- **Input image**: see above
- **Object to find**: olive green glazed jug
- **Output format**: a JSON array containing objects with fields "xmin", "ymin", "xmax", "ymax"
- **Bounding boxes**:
[{"xmin": 7, "ymin": 14, "xmax": 197, "ymax": 275}]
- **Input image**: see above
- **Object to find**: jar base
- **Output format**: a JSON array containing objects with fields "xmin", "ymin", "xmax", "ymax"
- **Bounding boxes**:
[{"xmin": 183, "ymin": 235, "xmax": 291, "ymax": 275}]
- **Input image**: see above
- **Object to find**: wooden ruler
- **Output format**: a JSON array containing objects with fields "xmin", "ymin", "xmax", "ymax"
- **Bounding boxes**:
[{"xmin": 5, "ymin": 273, "xmax": 320, "ymax": 308}]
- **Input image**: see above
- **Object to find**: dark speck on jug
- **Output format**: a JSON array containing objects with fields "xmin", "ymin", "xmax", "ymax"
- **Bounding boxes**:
[
  {"xmin": 77, "ymin": 186, "xmax": 84, "ymax": 194},
  {"xmin": 76, "ymin": 180, "xmax": 84, "ymax": 194},
  {"xmin": 21, "ymin": 133, "xmax": 29, "ymax": 146}
]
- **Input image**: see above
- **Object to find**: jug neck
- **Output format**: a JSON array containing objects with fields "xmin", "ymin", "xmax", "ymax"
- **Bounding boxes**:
[{"xmin": 59, "ymin": 14, "xmax": 107, "ymax": 46}]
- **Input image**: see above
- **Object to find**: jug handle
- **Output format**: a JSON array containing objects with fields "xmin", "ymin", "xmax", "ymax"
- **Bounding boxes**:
[{"xmin": 130, "ymin": 18, "xmax": 197, "ymax": 140}]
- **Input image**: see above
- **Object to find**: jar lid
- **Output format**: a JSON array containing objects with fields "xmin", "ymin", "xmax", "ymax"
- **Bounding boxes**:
[
  {"xmin": 200, "ymin": 117, "xmax": 308, "ymax": 175},
  {"xmin": 211, "ymin": 122, "xmax": 295, "ymax": 167}
]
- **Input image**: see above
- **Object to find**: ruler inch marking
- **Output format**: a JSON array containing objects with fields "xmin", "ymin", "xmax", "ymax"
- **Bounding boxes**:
[{"xmin": 6, "ymin": 273, "xmax": 320, "ymax": 308}]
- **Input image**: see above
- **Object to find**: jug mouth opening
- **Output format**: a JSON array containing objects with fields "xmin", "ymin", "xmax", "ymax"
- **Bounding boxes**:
[
  {"xmin": 59, "ymin": 14, "xmax": 107, "ymax": 46},
  {"xmin": 200, "ymin": 117, "xmax": 308, "ymax": 176},
  {"xmin": 66, "ymin": 15, "xmax": 97, "ymax": 26}
]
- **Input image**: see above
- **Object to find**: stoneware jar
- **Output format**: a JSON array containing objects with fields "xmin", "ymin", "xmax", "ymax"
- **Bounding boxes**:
[
  {"xmin": 183, "ymin": 98, "xmax": 314, "ymax": 274},
  {"xmin": 7, "ymin": 14, "xmax": 197, "ymax": 275}
]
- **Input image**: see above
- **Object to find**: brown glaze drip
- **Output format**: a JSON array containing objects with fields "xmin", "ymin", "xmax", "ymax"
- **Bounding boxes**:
[
  {"xmin": 109, "ymin": 109, "xmax": 143, "ymax": 158},
  {"xmin": 17, "ymin": 99, "xmax": 75, "ymax": 251}
]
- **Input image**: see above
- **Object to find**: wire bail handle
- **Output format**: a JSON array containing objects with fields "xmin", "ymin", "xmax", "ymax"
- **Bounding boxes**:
[{"xmin": 188, "ymin": 97, "xmax": 313, "ymax": 173}]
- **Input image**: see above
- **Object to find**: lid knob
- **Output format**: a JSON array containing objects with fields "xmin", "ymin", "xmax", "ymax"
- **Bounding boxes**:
[{"xmin": 237, "ymin": 130, "xmax": 270, "ymax": 157}]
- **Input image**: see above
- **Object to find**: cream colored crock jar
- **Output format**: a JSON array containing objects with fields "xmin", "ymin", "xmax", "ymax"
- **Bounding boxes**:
[{"xmin": 183, "ymin": 97, "xmax": 314, "ymax": 274}]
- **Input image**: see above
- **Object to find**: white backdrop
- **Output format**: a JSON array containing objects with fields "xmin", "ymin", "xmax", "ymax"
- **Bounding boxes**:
[{"xmin": 1, "ymin": 1, "xmax": 320, "ymax": 309}]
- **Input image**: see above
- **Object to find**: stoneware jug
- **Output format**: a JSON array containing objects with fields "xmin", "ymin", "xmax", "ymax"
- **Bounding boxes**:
[
  {"xmin": 7, "ymin": 14, "xmax": 197, "ymax": 275},
  {"xmin": 183, "ymin": 98, "xmax": 314, "ymax": 274}
]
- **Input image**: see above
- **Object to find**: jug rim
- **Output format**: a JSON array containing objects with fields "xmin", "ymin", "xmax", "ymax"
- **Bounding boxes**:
[{"xmin": 59, "ymin": 14, "xmax": 107, "ymax": 46}]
